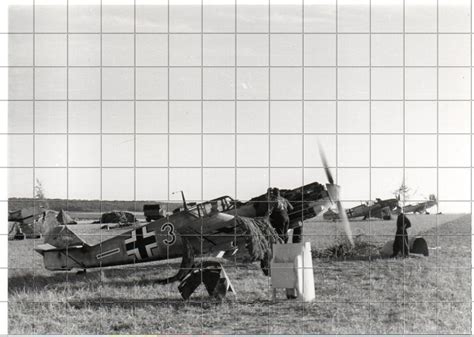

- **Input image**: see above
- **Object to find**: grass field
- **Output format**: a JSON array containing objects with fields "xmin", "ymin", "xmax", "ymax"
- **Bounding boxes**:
[{"xmin": 8, "ymin": 213, "xmax": 471, "ymax": 334}]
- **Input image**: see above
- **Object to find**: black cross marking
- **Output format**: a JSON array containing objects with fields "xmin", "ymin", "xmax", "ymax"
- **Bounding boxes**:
[{"xmin": 125, "ymin": 227, "xmax": 157, "ymax": 260}]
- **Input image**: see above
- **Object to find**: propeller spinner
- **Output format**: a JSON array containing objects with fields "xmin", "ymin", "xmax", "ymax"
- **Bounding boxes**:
[{"xmin": 318, "ymin": 144, "xmax": 355, "ymax": 248}]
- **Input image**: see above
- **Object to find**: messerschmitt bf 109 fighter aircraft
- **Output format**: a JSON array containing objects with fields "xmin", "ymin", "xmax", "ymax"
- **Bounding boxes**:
[
  {"xmin": 402, "ymin": 194, "xmax": 437, "ymax": 214},
  {"xmin": 323, "ymin": 196, "xmax": 401, "ymax": 221},
  {"xmin": 35, "ymin": 150, "xmax": 353, "ymax": 299}
]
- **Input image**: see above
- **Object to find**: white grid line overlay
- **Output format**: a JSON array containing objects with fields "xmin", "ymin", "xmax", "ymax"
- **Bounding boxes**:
[{"xmin": 1, "ymin": 0, "xmax": 473, "ymax": 334}]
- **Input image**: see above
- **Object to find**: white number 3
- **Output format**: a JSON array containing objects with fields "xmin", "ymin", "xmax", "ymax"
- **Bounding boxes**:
[{"xmin": 161, "ymin": 222, "xmax": 176, "ymax": 246}]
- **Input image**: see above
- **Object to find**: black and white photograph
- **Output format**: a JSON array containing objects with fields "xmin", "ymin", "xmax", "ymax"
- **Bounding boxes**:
[{"xmin": 1, "ymin": 0, "xmax": 473, "ymax": 335}]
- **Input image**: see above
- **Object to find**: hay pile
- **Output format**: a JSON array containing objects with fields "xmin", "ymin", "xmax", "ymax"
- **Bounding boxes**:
[{"xmin": 312, "ymin": 235, "xmax": 381, "ymax": 259}]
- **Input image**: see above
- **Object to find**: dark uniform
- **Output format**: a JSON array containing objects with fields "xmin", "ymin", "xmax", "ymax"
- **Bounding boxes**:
[
  {"xmin": 391, "ymin": 213, "xmax": 411, "ymax": 258},
  {"xmin": 268, "ymin": 188, "xmax": 294, "ymax": 243},
  {"xmin": 292, "ymin": 222, "xmax": 303, "ymax": 243}
]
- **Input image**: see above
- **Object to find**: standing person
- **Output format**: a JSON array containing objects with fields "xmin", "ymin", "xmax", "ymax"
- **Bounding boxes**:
[
  {"xmin": 267, "ymin": 188, "xmax": 294, "ymax": 243},
  {"xmin": 391, "ymin": 212, "xmax": 411, "ymax": 258},
  {"xmin": 267, "ymin": 188, "xmax": 297, "ymax": 299}
]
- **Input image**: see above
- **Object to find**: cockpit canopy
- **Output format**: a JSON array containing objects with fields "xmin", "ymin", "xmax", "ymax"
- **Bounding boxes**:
[{"xmin": 187, "ymin": 196, "xmax": 236, "ymax": 218}]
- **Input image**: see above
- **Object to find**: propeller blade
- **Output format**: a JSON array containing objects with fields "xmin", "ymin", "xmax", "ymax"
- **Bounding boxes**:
[
  {"xmin": 336, "ymin": 200, "xmax": 354, "ymax": 248},
  {"xmin": 318, "ymin": 143, "xmax": 334, "ymax": 185},
  {"xmin": 318, "ymin": 142, "xmax": 354, "ymax": 247}
]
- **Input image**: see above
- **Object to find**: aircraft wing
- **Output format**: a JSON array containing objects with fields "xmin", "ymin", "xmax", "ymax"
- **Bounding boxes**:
[
  {"xmin": 403, "ymin": 203, "xmax": 420, "ymax": 213},
  {"xmin": 173, "ymin": 212, "xmax": 243, "ymax": 256}
]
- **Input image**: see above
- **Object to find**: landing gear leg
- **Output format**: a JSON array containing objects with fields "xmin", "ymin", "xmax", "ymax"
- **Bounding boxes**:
[
  {"xmin": 284, "ymin": 222, "xmax": 303, "ymax": 298},
  {"xmin": 286, "ymin": 288, "xmax": 298, "ymax": 299},
  {"xmin": 292, "ymin": 222, "xmax": 303, "ymax": 243}
]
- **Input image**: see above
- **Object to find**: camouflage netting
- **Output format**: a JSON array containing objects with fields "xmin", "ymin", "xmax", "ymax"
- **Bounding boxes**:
[
  {"xmin": 8, "ymin": 210, "xmax": 60, "ymax": 240},
  {"xmin": 234, "ymin": 215, "xmax": 283, "ymax": 262},
  {"xmin": 39, "ymin": 210, "xmax": 60, "ymax": 235},
  {"xmin": 99, "ymin": 211, "xmax": 136, "ymax": 224}
]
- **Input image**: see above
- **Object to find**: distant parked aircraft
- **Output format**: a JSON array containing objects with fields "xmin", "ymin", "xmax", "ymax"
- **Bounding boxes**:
[
  {"xmin": 403, "ymin": 195, "xmax": 438, "ymax": 214},
  {"xmin": 324, "ymin": 197, "xmax": 401, "ymax": 221}
]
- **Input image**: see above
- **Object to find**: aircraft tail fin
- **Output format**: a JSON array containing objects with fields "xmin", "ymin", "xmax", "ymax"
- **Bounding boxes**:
[{"xmin": 43, "ymin": 225, "xmax": 87, "ymax": 249}]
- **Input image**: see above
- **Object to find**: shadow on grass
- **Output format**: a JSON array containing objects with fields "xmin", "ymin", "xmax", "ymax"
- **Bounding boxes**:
[
  {"xmin": 9, "ymin": 252, "xmax": 404, "ymax": 297},
  {"xmin": 9, "ymin": 262, "xmax": 182, "ymax": 294},
  {"xmin": 66, "ymin": 295, "xmax": 276, "ymax": 310},
  {"xmin": 67, "ymin": 297, "xmax": 204, "ymax": 310}
]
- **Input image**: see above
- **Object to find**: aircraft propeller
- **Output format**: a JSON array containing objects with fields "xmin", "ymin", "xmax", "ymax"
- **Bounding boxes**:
[{"xmin": 318, "ymin": 144, "xmax": 355, "ymax": 248}]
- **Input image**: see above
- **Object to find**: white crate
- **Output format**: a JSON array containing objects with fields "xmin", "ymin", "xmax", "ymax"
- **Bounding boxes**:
[{"xmin": 270, "ymin": 242, "xmax": 315, "ymax": 302}]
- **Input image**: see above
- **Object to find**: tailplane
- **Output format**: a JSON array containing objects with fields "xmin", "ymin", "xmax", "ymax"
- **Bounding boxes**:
[{"xmin": 34, "ymin": 226, "xmax": 87, "ymax": 271}]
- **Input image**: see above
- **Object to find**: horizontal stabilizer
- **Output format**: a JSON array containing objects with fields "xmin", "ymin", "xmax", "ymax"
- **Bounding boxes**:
[
  {"xmin": 34, "ymin": 242, "xmax": 84, "ymax": 270},
  {"xmin": 43, "ymin": 225, "xmax": 86, "ymax": 249},
  {"xmin": 34, "ymin": 243, "xmax": 57, "ymax": 254}
]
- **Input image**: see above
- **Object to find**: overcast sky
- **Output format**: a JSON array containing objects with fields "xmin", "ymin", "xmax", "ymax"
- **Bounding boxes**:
[{"xmin": 3, "ymin": 1, "xmax": 473, "ymax": 212}]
